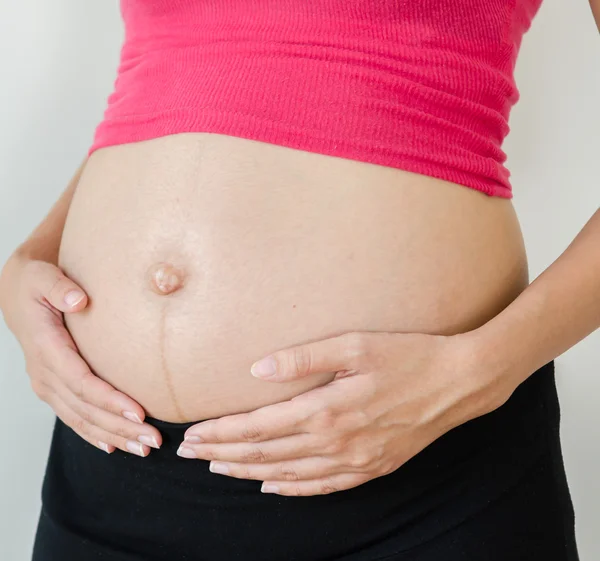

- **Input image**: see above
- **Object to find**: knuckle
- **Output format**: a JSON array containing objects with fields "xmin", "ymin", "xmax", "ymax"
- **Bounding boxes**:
[
  {"xmin": 242, "ymin": 447, "xmax": 268, "ymax": 463},
  {"xmin": 293, "ymin": 484, "xmax": 303, "ymax": 497},
  {"xmin": 342, "ymin": 332, "xmax": 371, "ymax": 367},
  {"xmin": 291, "ymin": 346, "xmax": 312, "ymax": 376},
  {"xmin": 241, "ymin": 422, "xmax": 262, "ymax": 442},
  {"xmin": 74, "ymin": 370, "xmax": 95, "ymax": 401},
  {"xmin": 279, "ymin": 465, "xmax": 300, "ymax": 481},
  {"xmin": 356, "ymin": 375, "xmax": 379, "ymax": 402},
  {"xmin": 100, "ymin": 399, "xmax": 115, "ymax": 413},
  {"xmin": 380, "ymin": 459, "xmax": 398, "ymax": 476},
  {"xmin": 114, "ymin": 425, "xmax": 130, "ymax": 439},
  {"xmin": 335, "ymin": 411, "xmax": 361, "ymax": 433},
  {"xmin": 94, "ymin": 387, "xmax": 121, "ymax": 415},
  {"xmin": 374, "ymin": 442, "xmax": 387, "ymax": 462},
  {"xmin": 73, "ymin": 384, "xmax": 84, "ymax": 401},
  {"xmin": 203, "ymin": 448, "xmax": 217, "ymax": 461},
  {"xmin": 314, "ymin": 407, "xmax": 337, "ymax": 431},
  {"xmin": 348, "ymin": 408, "xmax": 370, "ymax": 431},
  {"xmin": 377, "ymin": 453, "xmax": 402, "ymax": 475},
  {"xmin": 348, "ymin": 452, "xmax": 372, "ymax": 469},
  {"xmin": 103, "ymin": 388, "xmax": 125, "ymax": 414},
  {"xmin": 320, "ymin": 479, "xmax": 339, "ymax": 495},
  {"xmin": 324, "ymin": 438, "xmax": 344, "ymax": 455}
]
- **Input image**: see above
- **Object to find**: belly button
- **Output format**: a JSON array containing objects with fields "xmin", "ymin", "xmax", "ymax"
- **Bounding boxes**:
[{"xmin": 147, "ymin": 262, "xmax": 186, "ymax": 295}]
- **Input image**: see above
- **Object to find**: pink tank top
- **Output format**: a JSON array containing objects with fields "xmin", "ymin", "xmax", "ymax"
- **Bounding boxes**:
[{"xmin": 89, "ymin": 0, "xmax": 543, "ymax": 198}]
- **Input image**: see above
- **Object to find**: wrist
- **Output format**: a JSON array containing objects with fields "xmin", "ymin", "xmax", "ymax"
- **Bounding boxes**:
[
  {"xmin": 14, "ymin": 239, "xmax": 60, "ymax": 265},
  {"xmin": 448, "ymin": 326, "xmax": 530, "ymax": 420}
]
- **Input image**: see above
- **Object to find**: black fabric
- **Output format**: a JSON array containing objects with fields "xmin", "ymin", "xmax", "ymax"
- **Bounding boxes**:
[{"xmin": 32, "ymin": 360, "xmax": 579, "ymax": 561}]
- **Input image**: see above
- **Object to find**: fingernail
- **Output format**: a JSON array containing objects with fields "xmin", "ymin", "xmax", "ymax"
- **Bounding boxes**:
[
  {"xmin": 184, "ymin": 435, "xmax": 203, "ymax": 444},
  {"xmin": 64, "ymin": 290, "xmax": 84, "ymax": 307},
  {"xmin": 209, "ymin": 462, "xmax": 230, "ymax": 475},
  {"xmin": 261, "ymin": 483, "xmax": 280, "ymax": 494},
  {"xmin": 98, "ymin": 441, "xmax": 111, "ymax": 453},
  {"xmin": 126, "ymin": 440, "xmax": 147, "ymax": 457},
  {"xmin": 250, "ymin": 356, "xmax": 277, "ymax": 378},
  {"xmin": 123, "ymin": 411, "xmax": 142, "ymax": 424},
  {"xmin": 138, "ymin": 435, "xmax": 160, "ymax": 449},
  {"xmin": 177, "ymin": 445, "xmax": 196, "ymax": 459}
]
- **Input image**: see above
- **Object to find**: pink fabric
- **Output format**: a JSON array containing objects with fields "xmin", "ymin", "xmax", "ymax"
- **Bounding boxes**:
[{"xmin": 90, "ymin": 0, "xmax": 544, "ymax": 198}]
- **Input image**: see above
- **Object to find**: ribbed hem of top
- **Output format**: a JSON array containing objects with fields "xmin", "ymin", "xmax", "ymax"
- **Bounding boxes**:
[{"xmin": 89, "ymin": 108, "xmax": 513, "ymax": 199}]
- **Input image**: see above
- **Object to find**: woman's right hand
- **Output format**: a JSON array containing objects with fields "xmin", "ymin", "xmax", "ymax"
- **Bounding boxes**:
[{"xmin": 0, "ymin": 254, "xmax": 162, "ymax": 456}]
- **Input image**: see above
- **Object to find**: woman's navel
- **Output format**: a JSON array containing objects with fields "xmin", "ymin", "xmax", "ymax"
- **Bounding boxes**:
[{"xmin": 147, "ymin": 262, "xmax": 187, "ymax": 295}]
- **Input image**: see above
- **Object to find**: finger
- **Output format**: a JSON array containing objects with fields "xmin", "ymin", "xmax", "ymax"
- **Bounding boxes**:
[
  {"xmin": 44, "ymin": 391, "xmax": 114, "ymax": 452},
  {"xmin": 46, "ymin": 392, "xmax": 151, "ymax": 457},
  {"xmin": 249, "ymin": 331, "xmax": 370, "ymax": 381},
  {"xmin": 206, "ymin": 456, "xmax": 341, "ymax": 482},
  {"xmin": 260, "ymin": 473, "xmax": 368, "ymax": 497},
  {"xmin": 48, "ymin": 367, "xmax": 161, "ymax": 449},
  {"xmin": 27, "ymin": 260, "xmax": 89, "ymax": 313},
  {"xmin": 43, "ymin": 341, "xmax": 148, "ymax": 425},
  {"xmin": 184, "ymin": 396, "xmax": 325, "ymax": 443},
  {"xmin": 180, "ymin": 433, "xmax": 315, "ymax": 463}
]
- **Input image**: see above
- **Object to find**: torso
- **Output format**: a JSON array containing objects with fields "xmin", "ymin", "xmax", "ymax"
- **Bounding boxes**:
[{"xmin": 58, "ymin": 132, "xmax": 529, "ymax": 422}]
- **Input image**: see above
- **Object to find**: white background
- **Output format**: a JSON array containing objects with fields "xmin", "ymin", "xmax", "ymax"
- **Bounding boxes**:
[{"xmin": 0, "ymin": 0, "xmax": 598, "ymax": 559}]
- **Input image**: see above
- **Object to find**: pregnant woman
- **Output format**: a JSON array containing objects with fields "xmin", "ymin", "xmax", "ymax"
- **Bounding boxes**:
[{"xmin": 1, "ymin": 1, "xmax": 598, "ymax": 560}]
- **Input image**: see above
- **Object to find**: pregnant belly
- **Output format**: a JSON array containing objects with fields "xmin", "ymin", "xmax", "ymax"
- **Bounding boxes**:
[{"xmin": 58, "ymin": 132, "xmax": 529, "ymax": 422}]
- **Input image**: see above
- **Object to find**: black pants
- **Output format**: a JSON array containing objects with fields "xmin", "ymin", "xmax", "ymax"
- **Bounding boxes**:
[{"xmin": 32, "ymin": 360, "xmax": 579, "ymax": 560}]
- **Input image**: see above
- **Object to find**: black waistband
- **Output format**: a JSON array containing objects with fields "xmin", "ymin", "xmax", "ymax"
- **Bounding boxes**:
[{"xmin": 37, "ymin": 360, "xmax": 559, "ymax": 561}]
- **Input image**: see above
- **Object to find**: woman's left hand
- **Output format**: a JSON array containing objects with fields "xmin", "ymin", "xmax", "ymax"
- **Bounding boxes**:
[{"xmin": 179, "ymin": 330, "xmax": 517, "ymax": 496}]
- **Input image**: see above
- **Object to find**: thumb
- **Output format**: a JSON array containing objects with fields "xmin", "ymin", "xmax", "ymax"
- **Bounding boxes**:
[
  {"xmin": 250, "ymin": 332, "xmax": 362, "ymax": 382},
  {"xmin": 33, "ymin": 261, "xmax": 89, "ymax": 313}
]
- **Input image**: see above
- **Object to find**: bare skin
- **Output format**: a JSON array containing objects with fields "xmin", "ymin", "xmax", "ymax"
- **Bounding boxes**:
[
  {"xmin": 0, "ymin": 131, "xmax": 530, "ymax": 459},
  {"xmin": 55, "ymin": 132, "xmax": 529, "ymax": 426},
  {"xmin": 174, "ymin": 1, "xmax": 600, "ymax": 495},
  {"xmin": 0, "ymin": 1, "xmax": 596, "ymax": 502}
]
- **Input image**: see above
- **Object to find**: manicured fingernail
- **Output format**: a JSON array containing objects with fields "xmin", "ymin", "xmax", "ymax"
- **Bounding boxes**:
[
  {"xmin": 177, "ymin": 445, "xmax": 196, "ymax": 459},
  {"xmin": 209, "ymin": 462, "xmax": 230, "ymax": 475},
  {"xmin": 126, "ymin": 440, "xmax": 147, "ymax": 456},
  {"xmin": 261, "ymin": 483, "xmax": 280, "ymax": 494},
  {"xmin": 184, "ymin": 435, "xmax": 203, "ymax": 444},
  {"xmin": 98, "ymin": 441, "xmax": 111, "ymax": 453},
  {"xmin": 123, "ymin": 411, "xmax": 142, "ymax": 424},
  {"xmin": 64, "ymin": 290, "xmax": 85, "ymax": 307},
  {"xmin": 250, "ymin": 356, "xmax": 277, "ymax": 378},
  {"xmin": 138, "ymin": 435, "xmax": 160, "ymax": 449}
]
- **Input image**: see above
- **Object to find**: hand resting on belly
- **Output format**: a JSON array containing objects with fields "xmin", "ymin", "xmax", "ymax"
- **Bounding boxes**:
[{"xmin": 41, "ymin": 132, "xmax": 529, "ymax": 455}]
